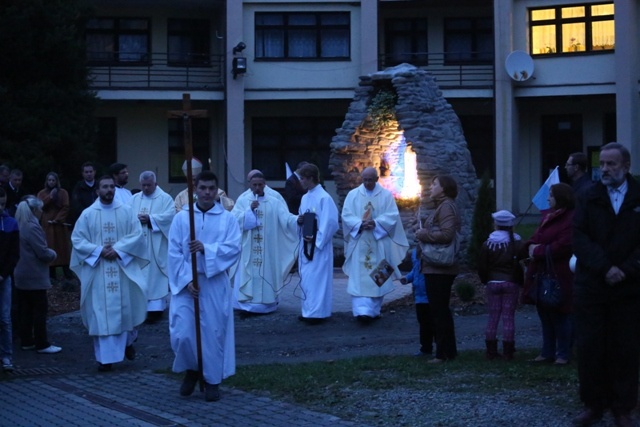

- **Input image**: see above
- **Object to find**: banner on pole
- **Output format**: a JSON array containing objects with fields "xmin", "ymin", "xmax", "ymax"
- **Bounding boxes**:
[{"xmin": 532, "ymin": 166, "xmax": 560, "ymax": 211}]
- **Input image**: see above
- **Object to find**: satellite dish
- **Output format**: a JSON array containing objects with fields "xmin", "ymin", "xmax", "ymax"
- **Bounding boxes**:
[{"xmin": 505, "ymin": 50, "xmax": 534, "ymax": 81}]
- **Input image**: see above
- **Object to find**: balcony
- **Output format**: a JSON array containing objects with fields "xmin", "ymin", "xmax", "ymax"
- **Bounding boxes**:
[
  {"xmin": 88, "ymin": 52, "xmax": 224, "ymax": 91},
  {"xmin": 379, "ymin": 52, "xmax": 494, "ymax": 89}
]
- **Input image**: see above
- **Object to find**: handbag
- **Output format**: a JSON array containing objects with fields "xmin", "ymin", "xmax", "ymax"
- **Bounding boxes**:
[
  {"xmin": 420, "ymin": 202, "xmax": 460, "ymax": 268},
  {"xmin": 420, "ymin": 232, "xmax": 459, "ymax": 267},
  {"xmin": 535, "ymin": 246, "xmax": 563, "ymax": 309}
]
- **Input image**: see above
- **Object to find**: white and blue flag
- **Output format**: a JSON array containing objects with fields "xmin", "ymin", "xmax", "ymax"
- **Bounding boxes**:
[{"xmin": 532, "ymin": 166, "xmax": 560, "ymax": 211}]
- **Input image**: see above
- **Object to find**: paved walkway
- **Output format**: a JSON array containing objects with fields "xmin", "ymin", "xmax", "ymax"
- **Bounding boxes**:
[{"xmin": 0, "ymin": 270, "xmax": 412, "ymax": 427}]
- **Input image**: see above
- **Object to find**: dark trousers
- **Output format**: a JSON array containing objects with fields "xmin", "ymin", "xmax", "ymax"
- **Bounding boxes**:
[
  {"xmin": 415, "ymin": 303, "xmax": 434, "ymax": 354},
  {"xmin": 16, "ymin": 289, "xmax": 50, "ymax": 350},
  {"xmin": 574, "ymin": 291, "xmax": 640, "ymax": 414},
  {"xmin": 425, "ymin": 274, "xmax": 457, "ymax": 360}
]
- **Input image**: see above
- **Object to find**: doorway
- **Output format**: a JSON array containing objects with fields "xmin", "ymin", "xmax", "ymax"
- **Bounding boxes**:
[{"xmin": 540, "ymin": 114, "xmax": 583, "ymax": 183}]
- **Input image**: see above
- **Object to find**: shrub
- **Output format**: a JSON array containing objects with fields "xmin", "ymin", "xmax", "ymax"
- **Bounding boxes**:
[{"xmin": 467, "ymin": 170, "xmax": 495, "ymax": 268}]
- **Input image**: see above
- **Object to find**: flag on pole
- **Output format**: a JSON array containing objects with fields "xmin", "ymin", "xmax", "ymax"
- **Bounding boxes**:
[
  {"xmin": 285, "ymin": 162, "xmax": 293, "ymax": 179},
  {"xmin": 532, "ymin": 166, "xmax": 560, "ymax": 210}
]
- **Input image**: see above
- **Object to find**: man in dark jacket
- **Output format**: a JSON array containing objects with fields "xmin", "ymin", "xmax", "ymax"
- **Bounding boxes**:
[
  {"xmin": 572, "ymin": 142, "xmax": 640, "ymax": 427},
  {"xmin": 565, "ymin": 152, "xmax": 592, "ymax": 199},
  {"xmin": 70, "ymin": 162, "xmax": 98, "ymax": 224},
  {"xmin": 284, "ymin": 161, "xmax": 308, "ymax": 214},
  {"xmin": 2, "ymin": 169, "xmax": 25, "ymax": 217},
  {"xmin": 0, "ymin": 188, "xmax": 19, "ymax": 371}
]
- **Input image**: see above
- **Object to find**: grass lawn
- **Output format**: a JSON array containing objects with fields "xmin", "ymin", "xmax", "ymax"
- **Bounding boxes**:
[{"xmin": 226, "ymin": 349, "xmax": 578, "ymax": 414}]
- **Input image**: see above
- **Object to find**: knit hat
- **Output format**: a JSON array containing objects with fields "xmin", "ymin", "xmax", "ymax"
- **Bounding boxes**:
[
  {"xmin": 492, "ymin": 209, "xmax": 516, "ymax": 227},
  {"xmin": 181, "ymin": 158, "xmax": 203, "ymax": 176}
]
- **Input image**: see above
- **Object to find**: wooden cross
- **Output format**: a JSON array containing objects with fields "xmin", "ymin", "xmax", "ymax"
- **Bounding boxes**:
[{"xmin": 167, "ymin": 93, "xmax": 208, "ymax": 392}]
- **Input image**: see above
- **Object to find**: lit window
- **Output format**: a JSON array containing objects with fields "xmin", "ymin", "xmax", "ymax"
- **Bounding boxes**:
[{"xmin": 530, "ymin": 3, "xmax": 614, "ymax": 55}]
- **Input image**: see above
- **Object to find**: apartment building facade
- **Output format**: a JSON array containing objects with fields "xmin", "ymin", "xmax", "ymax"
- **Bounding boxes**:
[{"xmin": 87, "ymin": 0, "xmax": 635, "ymax": 213}]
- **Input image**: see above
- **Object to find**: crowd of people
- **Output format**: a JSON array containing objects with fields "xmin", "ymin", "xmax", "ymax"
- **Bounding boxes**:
[{"xmin": 1, "ymin": 142, "xmax": 639, "ymax": 425}]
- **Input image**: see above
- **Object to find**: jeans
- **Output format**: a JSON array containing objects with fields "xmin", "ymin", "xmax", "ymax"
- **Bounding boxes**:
[
  {"xmin": 485, "ymin": 281, "xmax": 520, "ymax": 342},
  {"xmin": 0, "ymin": 276, "xmax": 12, "ymax": 358},
  {"xmin": 537, "ymin": 305, "xmax": 572, "ymax": 360}
]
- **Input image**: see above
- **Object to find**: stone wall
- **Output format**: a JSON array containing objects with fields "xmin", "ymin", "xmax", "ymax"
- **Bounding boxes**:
[{"xmin": 329, "ymin": 64, "xmax": 478, "ymax": 258}]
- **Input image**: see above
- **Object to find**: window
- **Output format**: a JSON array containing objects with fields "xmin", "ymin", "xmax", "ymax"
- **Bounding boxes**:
[
  {"xmin": 252, "ymin": 117, "xmax": 342, "ymax": 180},
  {"xmin": 86, "ymin": 17, "xmax": 150, "ymax": 64},
  {"xmin": 168, "ymin": 118, "xmax": 210, "ymax": 183},
  {"xmin": 255, "ymin": 12, "xmax": 350, "ymax": 60},
  {"xmin": 384, "ymin": 19, "xmax": 428, "ymax": 66},
  {"xmin": 168, "ymin": 19, "xmax": 210, "ymax": 66},
  {"xmin": 444, "ymin": 17, "xmax": 493, "ymax": 64},
  {"xmin": 530, "ymin": 3, "xmax": 614, "ymax": 55}
]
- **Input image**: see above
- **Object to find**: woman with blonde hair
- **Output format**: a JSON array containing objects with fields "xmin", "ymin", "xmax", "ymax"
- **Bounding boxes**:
[
  {"xmin": 14, "ymin": 196, "xmax": 61, "ymax": 354},
  {"xmin": 37, "ymin": 172, "xmax": 72, "ymax": 280}
]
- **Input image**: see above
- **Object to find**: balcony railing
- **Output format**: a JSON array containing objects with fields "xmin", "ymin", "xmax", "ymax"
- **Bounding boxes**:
[
  {"xmin": 379, "ymin": 52, "xmax": 494, "ymax": 89},
  {"xmin": 88, "ymin": 52, "xmax": 224, "ymax": 90}
]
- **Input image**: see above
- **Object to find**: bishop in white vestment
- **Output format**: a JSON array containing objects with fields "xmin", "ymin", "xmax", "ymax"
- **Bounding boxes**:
[
  {"xmin": 231, "ymin": 172, "xmax": 298, "ymax": 314},
  {"xmin": 70, "ymin": 177, "xmax": 148, "ymax": 370},
  {"xmin": 342, "ymin": 167, "xmax": 409, "ymax": 320}
]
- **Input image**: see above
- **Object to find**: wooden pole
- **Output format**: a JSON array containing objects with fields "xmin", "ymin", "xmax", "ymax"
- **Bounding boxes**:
[{"xmin": 168, "ymin": 93, "xmax": 208, "ymax": 392}]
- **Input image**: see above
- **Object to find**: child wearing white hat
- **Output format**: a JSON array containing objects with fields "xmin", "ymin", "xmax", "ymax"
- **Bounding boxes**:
[{"xmin": 477, "ymin": 209, "xmax": 523, "ymax": 360}]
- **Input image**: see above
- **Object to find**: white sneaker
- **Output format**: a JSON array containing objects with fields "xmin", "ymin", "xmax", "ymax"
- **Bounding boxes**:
[
  {"xmin": 37, "ymin": 345, "xmax": 62, "ymax": 354},
  {"xmin": 2, "ymin": 357, "xmax": 14, "ymax": 371}
]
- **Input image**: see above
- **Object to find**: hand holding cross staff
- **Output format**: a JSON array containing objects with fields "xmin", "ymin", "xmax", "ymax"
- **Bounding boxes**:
[{"xmin": 168, "ymin": 93, "xmax": 208, "ymax": 392}]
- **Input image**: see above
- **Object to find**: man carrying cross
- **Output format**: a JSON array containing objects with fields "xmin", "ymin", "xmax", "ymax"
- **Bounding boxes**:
[
  {"xmin": 168, "ymin": 171, "xmax": 241, "ymax": 401},
  {"xmin": 70, "ymin": 175, "xmax": 149, "ymax": 372}
]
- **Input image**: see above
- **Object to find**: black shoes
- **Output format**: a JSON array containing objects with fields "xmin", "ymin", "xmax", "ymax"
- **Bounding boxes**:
[
  {"xmin": 297, "ymin": 315, "xmax": 325, "ymax": 325},
  {"xmin": 97, "ymin": 363, "xmax": 112, "ymax": 372},
  {"xmin": 180, "ymin": 370, "xmax": 199, "ymax": 396},
  {"xmin": 145, "ymin": 311, "xmax": 163, "ymax": 324},
  {"xmin": 124, "ymin": 345, "xmax": 136, "ymax": 361},
  {"xmin": 572, "ymin": 408, "xmax": 603, "ymax": 426},
  {"xmin": 205, "ymin": 383, "xmax": 221, "ymax": 402}
]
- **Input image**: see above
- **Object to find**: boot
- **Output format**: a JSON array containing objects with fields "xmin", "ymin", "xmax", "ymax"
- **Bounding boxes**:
[
  {"xmin": 503, "ymin": 341, "xmax": 515, "ymax": 361},
  {"xmin": 485, "ymin": 339, "xmax": 501, "ymax": 360}
]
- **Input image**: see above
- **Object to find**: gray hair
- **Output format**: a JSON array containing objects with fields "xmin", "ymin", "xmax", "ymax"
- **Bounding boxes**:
[
  {"xmin": 15, "ymin": 196, "xmax": 43, "ymax": 229},
  {"xmin": 139, "ymin": 171, "xmax": 156, "ymax": 182},
  {"xmin": 601, "ymin": 142, "xmax": 631, "ymax": 165}
]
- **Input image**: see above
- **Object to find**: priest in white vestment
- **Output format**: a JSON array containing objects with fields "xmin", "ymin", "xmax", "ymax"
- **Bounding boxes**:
[
  {"xmin": 129, "ymin": 171, "xmax": 175, "ymax": 322},
  {"xmin": 168, "ymin": 171, "xmax": 241, "ymax": 402},
  {"xmin": 231, "ymin": 172, "xmax": 298, "ymax": 314},
  {"xmin": 70, "ymin": 176, "xmax": 149, "ymax": 371},
  {"xmin": 295, "ymin": 164, "xmax": 339, "ymax": 323},
  {"xmin": 342, "ymin": 167, "xmax": 409, "ymax": 322}
]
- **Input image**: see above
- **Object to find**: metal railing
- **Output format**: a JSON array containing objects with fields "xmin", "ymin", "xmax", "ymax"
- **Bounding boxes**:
[
  {"xmin": 88, "ymin": 52, "xmax": 224, "ymax": 90},
  {"xmin": 379, "ymin": 52, "xmax": 494, "ymax": 88}
]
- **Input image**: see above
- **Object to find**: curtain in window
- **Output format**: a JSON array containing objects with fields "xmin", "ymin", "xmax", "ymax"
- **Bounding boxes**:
[
  {"xmin": 321, "ymin": 29, "xmax": 348, "ymax": 57},
  {"xmin": 119, "ymin": 35, "xmax": 147, "ymax": 61},
  {"xmin": 289, "ymin": 29, "xmax": 316, "ymax": 58},
  {"xmin": 592, "ymin": 20, "xmax": 615, "ymax": 49},
  {"xmin": 532, "ymin": 25, "xmax": 556, "ymax": 54}
]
